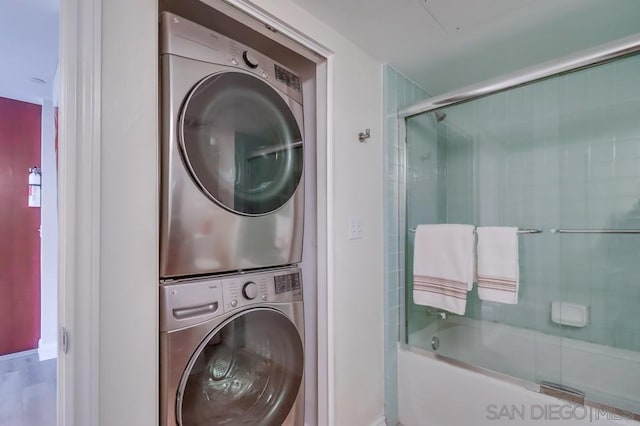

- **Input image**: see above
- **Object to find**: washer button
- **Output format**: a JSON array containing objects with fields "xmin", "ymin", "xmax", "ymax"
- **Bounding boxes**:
[
  {"xmin": 261, "ymin": 294, "xmax": 267, "ymax": 301},
  {"xmin": 230, "ymin": 299, "xmax": 238, "ymax": 307},
  {"xmin": 231, "ymin": 58, "xmax": 239, "ymax": 66},
  {"xmin": 242, "ymin": 282, "xmax": 259, "ymax": 300}
]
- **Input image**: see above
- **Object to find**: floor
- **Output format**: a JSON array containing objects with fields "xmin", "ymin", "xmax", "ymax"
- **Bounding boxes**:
[{"xmin": 0, "ymin": 351, "xmax": 56, "ymax": 426}]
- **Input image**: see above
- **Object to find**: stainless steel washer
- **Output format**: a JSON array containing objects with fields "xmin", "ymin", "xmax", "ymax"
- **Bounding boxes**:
[
  {"xmin": 160, "ymin": 12, "xmax": 305, "ymax": 278},
  {"xmin": 160, "ymin": 267, "xmax": 304, "ymax": 426}
]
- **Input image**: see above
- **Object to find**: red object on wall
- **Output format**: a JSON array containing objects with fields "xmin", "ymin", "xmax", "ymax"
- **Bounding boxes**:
[{"xmin": 0, "ymin": 96, "xmax": 41, "ymax": 355}]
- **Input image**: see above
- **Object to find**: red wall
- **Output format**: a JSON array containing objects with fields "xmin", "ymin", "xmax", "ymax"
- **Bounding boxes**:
[{"xmin": 0, "ymin": 97, "xmax": 41, "ymax": 355}]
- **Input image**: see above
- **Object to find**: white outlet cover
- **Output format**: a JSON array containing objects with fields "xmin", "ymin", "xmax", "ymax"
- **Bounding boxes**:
[{"xmin": 348, "ymin": 216, "xmax": 363, "ymax": 240}]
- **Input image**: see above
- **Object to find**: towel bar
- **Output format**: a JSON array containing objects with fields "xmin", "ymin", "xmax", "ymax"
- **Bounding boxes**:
[
  {"xmin": 408, "ymin": 227, "xmax": 542, "ymax": 234},
  {"xmin": 550, "ymin": 228, "xmax": 640, "ymax": 234},
  {"xmin": 408, "ymin": 227, "xmax": 640, "ymax": 234}
]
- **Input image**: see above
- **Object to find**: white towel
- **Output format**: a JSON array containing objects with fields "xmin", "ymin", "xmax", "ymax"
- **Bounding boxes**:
[
  {"xmin": 412, "ymin": 224, "xmax": 475, "ymax": 315},
  {"xmin": 476, "ymin": 226, "xmax": 519, "ymax": 304}
]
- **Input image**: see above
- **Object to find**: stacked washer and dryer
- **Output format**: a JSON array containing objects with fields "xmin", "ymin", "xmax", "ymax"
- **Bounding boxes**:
[{"xmin": 159, "ymin": 12, "xmax": 306, "ymax": 426}]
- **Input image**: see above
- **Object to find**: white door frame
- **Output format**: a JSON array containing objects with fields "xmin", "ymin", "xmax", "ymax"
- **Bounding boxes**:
[
  {"xmin": 58, "ymin": 0, "xmax": 102, "ymax": 424},
  {"xmin": 58, "ymin": 0, "xmax": 334, "ymax": 424}
]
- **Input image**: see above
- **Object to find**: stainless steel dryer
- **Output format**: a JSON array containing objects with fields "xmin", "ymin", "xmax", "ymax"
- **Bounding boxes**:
[
  {"xmin": 160, "ymin": 267, "xmax": 304, "ymax": 426},
  {"xmin": 160, "ymin": 12, "xmax": 305, "ymax": 278}
]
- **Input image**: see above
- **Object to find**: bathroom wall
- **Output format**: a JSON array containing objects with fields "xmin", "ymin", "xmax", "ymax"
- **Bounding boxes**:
[{"xmin": 383, "ymin": 65, "xmax": 429, "ymax": 425}]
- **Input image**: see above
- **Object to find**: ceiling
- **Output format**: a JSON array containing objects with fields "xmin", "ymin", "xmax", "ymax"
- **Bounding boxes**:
[
  {"xmin": 290, "ymin": 0, "xmax": 640, "ymax": 96},
  {"xmin": 0, "ymin": 0, "xmax": 59, "ymax": 105},
  {"xmin": 1, "ymin": 0, "xmax": 638, "ymax": 104}
]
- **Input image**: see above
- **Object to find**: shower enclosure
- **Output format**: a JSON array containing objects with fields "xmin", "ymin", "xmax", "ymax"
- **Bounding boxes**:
[{"xmin": 398, "ymin": 34, "xmax": 640, "ymax": 419}]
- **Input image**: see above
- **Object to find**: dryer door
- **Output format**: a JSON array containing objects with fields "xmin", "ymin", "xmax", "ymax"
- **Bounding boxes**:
[
  {"xmin": 179, "ymin": 71, "xmax": 304, "ymax": 216},
  {"xmin": 177, "ymin": 308, "xmax": 304, "ymax": 426}
]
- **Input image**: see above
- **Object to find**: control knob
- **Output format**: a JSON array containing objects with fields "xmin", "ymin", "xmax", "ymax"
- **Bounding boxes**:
[
  {"xmin": 242, "ymin": 51, "xmax": 259, "ymax": 69},
  {"xmin": 242, "ymin": 281, "xmax": 259, "ymax": 300}
]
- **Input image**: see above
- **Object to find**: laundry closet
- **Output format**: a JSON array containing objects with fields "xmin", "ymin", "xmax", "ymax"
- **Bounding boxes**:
[{"xmin": 157, "ymin": 1, "xmax": 320, "ymax": 424}]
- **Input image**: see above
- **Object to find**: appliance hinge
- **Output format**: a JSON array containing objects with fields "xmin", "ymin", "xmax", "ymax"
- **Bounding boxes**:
[{"xmin": 61, "ymin": 327, "xmax": 70, "ymax": 354}]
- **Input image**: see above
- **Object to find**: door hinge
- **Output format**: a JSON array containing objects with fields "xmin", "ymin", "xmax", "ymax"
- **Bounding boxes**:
[{"xmin": 61, "ymin": 327, "xmax": 70, "ymax": 354}]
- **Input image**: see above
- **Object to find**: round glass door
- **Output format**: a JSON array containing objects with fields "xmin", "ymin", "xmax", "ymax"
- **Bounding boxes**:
[
  {"xmin": 179, "ymin": 72, "xmax": 304, "ymax": 216},
  {"xmin": 177, "ymin": 309, "xmax": 304, "ymax": 426}
]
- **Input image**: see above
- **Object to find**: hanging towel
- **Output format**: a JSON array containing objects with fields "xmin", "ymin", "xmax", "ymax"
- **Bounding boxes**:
[
  {"xmin": 476, "ymin": 226, "xmax": 519, "ymax": 304},
  {"xmin": 412, "ymin": 224, "xmax": 475, "ymax": 315}
]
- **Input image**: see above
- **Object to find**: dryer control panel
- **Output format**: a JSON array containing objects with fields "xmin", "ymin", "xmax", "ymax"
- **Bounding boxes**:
[{"xmin": 160, "ymin": 11, "xmax": 303, "ymax": 105}]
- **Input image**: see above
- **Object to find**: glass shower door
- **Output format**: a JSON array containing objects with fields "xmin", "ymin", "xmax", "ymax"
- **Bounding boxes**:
[
  {"xmin": 403, "ymin": 50, "xmax": 640, "ymax": 417},
  {"xmin": 553, "ymin": 54, "xmax": 640, "ymax": 414},
  {"xmin": 404, "ymin": 86, "xmax": 565, "ymax": 387}
]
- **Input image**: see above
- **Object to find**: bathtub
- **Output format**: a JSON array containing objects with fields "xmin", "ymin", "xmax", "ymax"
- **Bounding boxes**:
[{"xmin": 399, "ymin": 316, "xmax": 640, "ymax": 425}]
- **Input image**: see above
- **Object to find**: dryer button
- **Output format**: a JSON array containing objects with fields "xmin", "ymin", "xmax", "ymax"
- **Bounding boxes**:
[
  {"xmin": 242, "ymin": 51, "xmax": 259, "ymax": 69},
  {"xmin": 230, "ymin": 299, "xmax": 238, "ymax": 307}
]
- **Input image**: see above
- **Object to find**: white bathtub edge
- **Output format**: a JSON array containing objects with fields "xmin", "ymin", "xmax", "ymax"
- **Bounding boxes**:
[
  {"xmin": 370, "ymin": 415, "xmax": 387, "ymax": 426},
  {"xmin": 397, "ymin": 347, "xmax": 639, "ymax": 426}
]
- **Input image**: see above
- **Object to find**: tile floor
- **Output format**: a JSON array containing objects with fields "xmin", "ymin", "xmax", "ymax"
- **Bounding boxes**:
[{"xmin": 0, "ymin": 351, "xmax": 56, "ymax": 426}]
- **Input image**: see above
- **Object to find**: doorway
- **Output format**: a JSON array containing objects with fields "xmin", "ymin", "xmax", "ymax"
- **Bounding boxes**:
[{"xmin": 0, "ymin": 0, "xmax": 59, "ymax": 425}]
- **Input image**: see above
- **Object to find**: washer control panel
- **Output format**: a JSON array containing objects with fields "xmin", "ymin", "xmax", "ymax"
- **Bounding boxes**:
[
  {"xmin": 222, "ymin": 274, "xmax": 268, "ymax": 312},
  {"xmin": 160, "ymin": 267, "xmax": 303, "ymax": 330},
  {"xmin": 221, "ymin": 267, "xmax": 302, "ymax": 313},
  {"xmin": 242, "ymin": 281, "xmax": 259, "ymax": 299},
  {"xmin": 274, "ymin": 272, "xmax": 301, "ymax": 294}
]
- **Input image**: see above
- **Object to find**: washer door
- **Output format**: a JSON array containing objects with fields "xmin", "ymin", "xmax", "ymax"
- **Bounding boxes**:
[
  {"xmin": 179, "ymin": 71, "xmax": 304, "ymax": 216},
  {"xmin": 177, "ymin": 308, "xmax": 304, "ymax": 426}
]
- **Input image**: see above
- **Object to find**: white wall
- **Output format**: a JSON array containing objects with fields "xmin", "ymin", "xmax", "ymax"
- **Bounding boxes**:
[
  {"xmin": 100, "ymin": 0, "xmax": 158, "ymax": 425},
  {"xmin": 249, "ymin": 1, "xmax": 385, "ymax": 424},
  {"xmin": 39, "ymin": 98, "xmax": 58, "ymax": 361}
]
